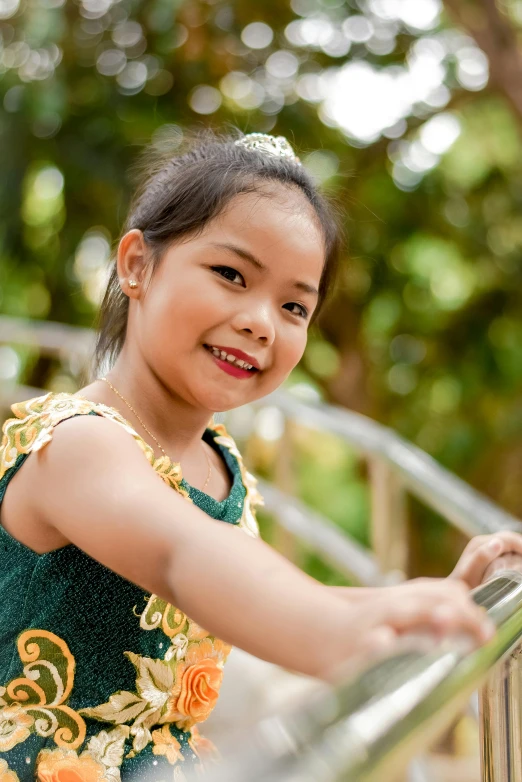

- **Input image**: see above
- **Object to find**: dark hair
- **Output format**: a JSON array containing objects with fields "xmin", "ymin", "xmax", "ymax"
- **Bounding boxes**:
[{"xmin": 94, "ymin": 130, "xmax": 342, "ymax": 373}]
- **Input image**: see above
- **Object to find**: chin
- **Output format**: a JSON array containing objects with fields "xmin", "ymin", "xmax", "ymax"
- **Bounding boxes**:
[
  {"xmin": 205, "ymin": 395, "xmax": 249, "ymax": 414},
  {"xmin": 194, "ymin": 386, "xmax": 263, "ymax": 415}
]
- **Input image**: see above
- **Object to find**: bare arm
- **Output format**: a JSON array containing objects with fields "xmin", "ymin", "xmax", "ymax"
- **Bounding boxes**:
[
  {"xmin": 21, "ymin": 416, "xmax": 494, "ymax": 678},
  {"xmin": 329, "ymin": 587, "xmax": 380, "ymax": 601}
]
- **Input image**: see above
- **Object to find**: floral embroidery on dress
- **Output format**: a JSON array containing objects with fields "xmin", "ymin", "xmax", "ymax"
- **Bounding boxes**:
[
  {"xmin": 36, "ymin": 725, "xmax": 130, "ymax": 782},
  {"xmin": 151, "ymin": 725, "xmax": 184, "ymax": 765},
  {"xmin": 0, "ymin": 394, "xmax": 263, "ymax": 778},
  {"xmin": 0, "ymin": 626, "xmax": 222, "ymax": 774},
  {"xmin": 0, "ymin": 394, "xmax": 97, "ymax": 475},
  {"xmin": 80, "ymin": 635, "xmax": 231, "ymax": 756},
  {"xmin": 0, "ymin": 704, "xmax": 33, "ymax": 751},
  {"xmin": 163, "ymin": 637, "xmax": 231, "ymax": 729},
  {"xmin": 0, "ymin": 393, "xmax": 189, "ymax": 499},
  {"xmin": 139, "ymin": 598, "xmax": 209, "ymax": 660},
  {"xmin": 188, "ymin": 725, "xmax": 219, "ymax": 764},
  {"xmin": 0, "ymin": 630, "xmax": 86, "ymax": 750},
  {"xmin": 0, "ymin": 759, "xmax": 20, "ymax": 782},
  {"xmin": 36, "ymin": 749, "xmax": 110, "ymax": 782}
]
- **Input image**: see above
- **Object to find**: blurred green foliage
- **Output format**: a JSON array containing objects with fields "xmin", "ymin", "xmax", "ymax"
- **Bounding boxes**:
[{"xmin": 2, "ymin": 0, "xmax": 522, "ymax": 576}]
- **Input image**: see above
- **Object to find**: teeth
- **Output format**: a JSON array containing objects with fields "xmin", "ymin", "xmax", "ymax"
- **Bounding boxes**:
[{"xmin": 207, "ymin": 345, "xmax": 255, "ymax": 371}]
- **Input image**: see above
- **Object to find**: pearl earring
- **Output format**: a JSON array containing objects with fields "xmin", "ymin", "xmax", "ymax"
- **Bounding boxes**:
[{"xmin": 129, "ymin": 280, "xmax": 138, "ymax": 289}]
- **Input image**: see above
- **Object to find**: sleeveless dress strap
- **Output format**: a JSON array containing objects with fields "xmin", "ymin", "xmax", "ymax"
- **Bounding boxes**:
[
  {"xmin": 0, "ymin": 392, "xmax": 188, "ymax": 500},
  {"xmin": 210, "ymin": 423, "xmax": 262, "ymax": 537},
  {"xmin": 0, "ymin": 394, "xmax": 263, "ymax": 536}
]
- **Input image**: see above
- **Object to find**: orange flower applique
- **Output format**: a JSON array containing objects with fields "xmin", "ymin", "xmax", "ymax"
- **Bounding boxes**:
[
  {"xmin": 151, "ymin": 725, "xmax": 184, "ymax": 765},
  {"xmin": 0, "ymin": 759, "xmax": 20, "ymax": 782},
  {"xmin": 186, "ymin": 638, "xmax": 231, "ymax": 667},
  {"xmin": 176, "ymin": 659, "xmax": 222, "ymax": 726},
  {"xmin": 36, "ymin": 749, "xmax": 110, "ymax": 782},
  {"xmin": 165, "ymin": 639, "xmax": 230, "ymax": 729}
]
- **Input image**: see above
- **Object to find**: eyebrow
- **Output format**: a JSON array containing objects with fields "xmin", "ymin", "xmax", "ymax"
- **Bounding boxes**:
[{"xmin": 209, "ymin": 242, "xmax": 319, "ymax": 297}]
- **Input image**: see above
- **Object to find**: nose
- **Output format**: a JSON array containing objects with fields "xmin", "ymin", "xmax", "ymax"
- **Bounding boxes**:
[{"xmin": 231, "ymin": 302, "xmax": 276, "ymax": 345}]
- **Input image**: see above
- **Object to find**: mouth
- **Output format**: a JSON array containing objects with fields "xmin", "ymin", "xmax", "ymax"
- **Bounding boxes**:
[{"xmin": 203, "ymin": 344, "xmax": 260, "ymax": 379}]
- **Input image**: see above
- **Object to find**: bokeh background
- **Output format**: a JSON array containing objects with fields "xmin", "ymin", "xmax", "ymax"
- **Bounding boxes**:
[{"xmin": 1, "ymin": 0, "xmax": 522, "ymax": 579}]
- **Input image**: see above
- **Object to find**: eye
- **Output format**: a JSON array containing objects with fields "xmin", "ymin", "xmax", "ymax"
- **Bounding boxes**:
[
  {"xmin": 211, "ymin": 265, "xmax": 245, "ymax": 286},
  {"xmin": 284, "ymin": 302, "xmax": 309, "ymax": 319}
]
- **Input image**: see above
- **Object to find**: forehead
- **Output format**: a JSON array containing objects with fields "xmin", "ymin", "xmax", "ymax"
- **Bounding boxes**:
[{"xmin": 199, "ymin": 185, "xmax": 325, "ymax": 282}]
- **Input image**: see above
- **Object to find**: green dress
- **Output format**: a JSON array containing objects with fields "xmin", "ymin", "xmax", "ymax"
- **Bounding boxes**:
[{"xmin": 0, "ymin": 392, "xmax": 262, "ymax": 782}]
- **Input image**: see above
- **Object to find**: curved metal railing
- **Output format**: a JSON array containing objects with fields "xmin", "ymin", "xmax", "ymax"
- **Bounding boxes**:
[
  {"xmin": 240, "ymin": 389, "xmax": 522, "ymax": 586},
  {"xmin": 256, "ymin": 389, "xmax": 522, "ymax": 539},
  {"xmin": 197, "ymin": 571, "xmax": 522, "ymax": 782}
]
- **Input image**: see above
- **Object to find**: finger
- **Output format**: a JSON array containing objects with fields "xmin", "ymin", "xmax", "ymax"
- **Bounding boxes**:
[
  {"xmin": 405, "ymin": 578, "xmax": 470, "ymax": 597},
  {"xmin": 418, "ymin": 578, "xmax": 471, "ymax": 600},
  {"xmin": 484, "ymin": 551, "xmax": 522, "ymax": 582},
  {"xmin": 451, "ymin": 538, "xmax": 507, "ymax": 587},
  {"xmin": 364, "ymin": 625, "xmax": 398, "ymax": 655},
  {"xmin": 457, "ymin": 532, "xmax": 522, "ymax": 575},
  {"xmin": 458, "ymin": 533, "xmax": 522, "ymax": 588},
  {"xmin": 458, "ymin": 539, "xmax": 504, "ymax": 587},
  {"xmin": 446, "ymin": 578, "xmax": 471, "ymax": 597},
  {"xmin": 488, "ymin": 531, "xmax": 522, "ymax": 557},
  {"xmin": 456, "ymin": 535, "xmax": 491, "ymax": 558},
  {"xmin": 429, "ymin": 603, "xmax": 495, "ymax": 643},
  {"xmin": 387, "ymin": 597, "xmax": 495, "ymax": 643}
]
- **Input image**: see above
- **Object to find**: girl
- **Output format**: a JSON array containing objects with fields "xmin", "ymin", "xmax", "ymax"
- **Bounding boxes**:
[{"xmin": 0, "ymin": 131, "xmax": 520, "ymax": 782}]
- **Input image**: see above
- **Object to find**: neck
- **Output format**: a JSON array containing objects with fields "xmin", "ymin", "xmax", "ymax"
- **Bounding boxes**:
[{"xmin": 100, "ymin": 351, "xmax": 214, "ymax": 460}]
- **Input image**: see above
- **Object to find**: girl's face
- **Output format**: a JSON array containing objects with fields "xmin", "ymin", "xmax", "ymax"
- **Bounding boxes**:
[{"xmin": 127, "ymin": 185, "xmax": 326, "ymax": 413}]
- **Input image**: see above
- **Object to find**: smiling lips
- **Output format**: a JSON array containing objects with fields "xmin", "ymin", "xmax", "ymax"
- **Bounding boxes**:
[{"xmin": 204, "ymin": 344, "xmax": 260, "ymax": 379}]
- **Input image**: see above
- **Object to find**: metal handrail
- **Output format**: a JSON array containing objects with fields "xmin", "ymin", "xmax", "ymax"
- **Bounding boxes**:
[
  {"xmin": 255, "ymin": 390, "xmax": 522, "ymax": 539},
  {"xmin": 198, "ymin": 571, "xmax": 522, "ymax": 782},
  {"xmin": 0, "ymin": 314, "xmax": 94, "ymax": 359},
  {"xmin": 258, "ymin": 480, "xmax": 386, "ymax": 586}
]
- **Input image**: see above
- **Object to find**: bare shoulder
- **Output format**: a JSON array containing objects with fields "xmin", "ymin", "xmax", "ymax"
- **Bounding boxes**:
[
  {"xmin": 27, "ymin": 412, "xmax": 160, "ymax": 507},
  {"xmin": 2, "ymin": 413, "xmax": 157, "ymax": 554},
  {"xmin": 1, "ymin": 408, "xmax": 201, "ymax": 598},
  {"xmin": 34, "ymin": 411, "xmax": 147, "ymax": 468}
]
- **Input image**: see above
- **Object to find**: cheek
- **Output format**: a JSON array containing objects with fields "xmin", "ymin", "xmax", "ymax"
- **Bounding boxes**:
[
  {"xmin": 142, "ymin": 275, "xmax": 219, "ymax": 335},
  {"xmin": 276, "ymin": 328, "xmax": 307, "ymax": 374}
]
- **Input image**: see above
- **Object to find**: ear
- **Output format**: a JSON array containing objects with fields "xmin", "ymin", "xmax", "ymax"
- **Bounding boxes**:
[{"xmin": 116, "ymin": 229, "xmax": 149, "ymax": 299}]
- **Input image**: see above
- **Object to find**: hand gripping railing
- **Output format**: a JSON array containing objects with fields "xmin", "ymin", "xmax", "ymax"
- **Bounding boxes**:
[{"xmin": 195, "ymin": 570, "xmax": 522, "ymax": 782}]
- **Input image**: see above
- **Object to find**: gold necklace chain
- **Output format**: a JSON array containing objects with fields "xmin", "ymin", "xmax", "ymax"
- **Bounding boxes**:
[{"xmin": 101, "ymin": 377, "xmax": 212, "ymax": 492}]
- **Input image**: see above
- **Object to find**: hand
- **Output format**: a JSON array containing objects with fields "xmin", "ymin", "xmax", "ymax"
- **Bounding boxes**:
[
  {"xmin": 450, "ymin": 532, "xmax": 522, "ymax": 589},
  {"xmin": 355, "ymin": 577, "xmax": 495, "ymax": 647}
]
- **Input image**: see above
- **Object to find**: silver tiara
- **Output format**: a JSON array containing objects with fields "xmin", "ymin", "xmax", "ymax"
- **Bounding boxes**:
[{"xmin": 235, "ymin": 133, "xmax": 300, "ymax": 164}]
